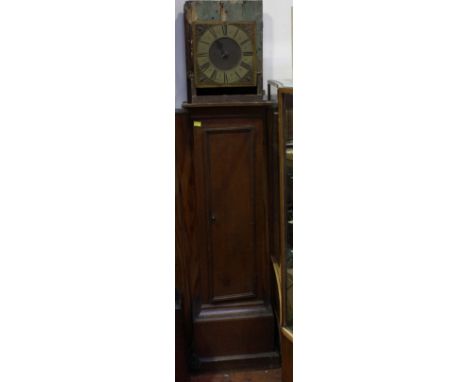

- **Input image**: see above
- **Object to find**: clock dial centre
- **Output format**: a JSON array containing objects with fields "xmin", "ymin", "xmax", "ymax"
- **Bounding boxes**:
[{"xmin": 209, "ymin": 37, "xmax": 242, "ymax": 71}]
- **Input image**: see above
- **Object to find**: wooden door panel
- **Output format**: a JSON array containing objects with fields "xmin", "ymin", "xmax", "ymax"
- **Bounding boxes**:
[{"xmin": 206, "ymin": 127, "xmax": 257, "ymax": 302}]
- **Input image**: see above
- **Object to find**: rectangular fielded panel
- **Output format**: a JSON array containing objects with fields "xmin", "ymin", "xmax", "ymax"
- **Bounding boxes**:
[
  {"xmin": 206, "ymin": 126, "xmax": 257, "ymax": 301},
  {"xmin": 194, "ymin": 117, "xmax": 265, "ymax": 304}
]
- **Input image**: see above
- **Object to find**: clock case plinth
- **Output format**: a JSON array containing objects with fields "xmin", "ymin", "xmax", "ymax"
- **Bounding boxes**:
[{"xmin": 184, "ymin": 1, "xmax": 264, "ymax": 104}]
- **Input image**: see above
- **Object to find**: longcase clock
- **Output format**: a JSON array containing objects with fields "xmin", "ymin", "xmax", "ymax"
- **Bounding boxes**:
[{"xmin": 178, "ymin": 1, "xmax": 278, "ymax": 372}]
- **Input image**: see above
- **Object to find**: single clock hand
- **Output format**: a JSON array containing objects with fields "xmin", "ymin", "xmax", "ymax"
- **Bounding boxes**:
[{"xmin": 215, "ymin": 40, "xmax": 229, "ymax": 59}]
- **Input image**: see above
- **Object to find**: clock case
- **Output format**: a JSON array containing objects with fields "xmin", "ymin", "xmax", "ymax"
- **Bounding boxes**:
[
  {"xmin": 178, "ymin": 1, "xmax": 278, "ymax": 371},
  {"xmin": 184, "ymin": 1, "xmax": 264, "ymax": 103}
]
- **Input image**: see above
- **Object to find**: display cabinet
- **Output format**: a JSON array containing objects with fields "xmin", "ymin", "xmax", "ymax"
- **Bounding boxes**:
[{"xmin": 268, "ymin": 79, "xmax": 293, "ymax": 382}]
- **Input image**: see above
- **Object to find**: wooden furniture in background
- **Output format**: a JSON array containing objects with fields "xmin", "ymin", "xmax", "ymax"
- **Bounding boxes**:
[
  {"xmin": 281, "ymin": 328, "xmax": 293, "ymax": 382},
  {"xmin": 268, "ymin": 80, "xmax": 293, "ymax": 382}
]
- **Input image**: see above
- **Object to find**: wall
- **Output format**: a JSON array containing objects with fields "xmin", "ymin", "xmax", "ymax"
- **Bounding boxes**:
[{"xmin": 175, "ymin": 0, "xmax": 293, "ymax": 108}]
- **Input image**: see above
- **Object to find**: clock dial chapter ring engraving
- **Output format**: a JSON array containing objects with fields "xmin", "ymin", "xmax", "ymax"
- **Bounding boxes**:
[{"xmin": 193, "ymin": 22, "xmax": 257, "ymax": 88}]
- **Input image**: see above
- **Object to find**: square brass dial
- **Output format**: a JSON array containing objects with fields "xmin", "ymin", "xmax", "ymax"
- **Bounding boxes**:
[{"xmin": 193, "ymin": 21, "xmax": 257, "ymax": 88}]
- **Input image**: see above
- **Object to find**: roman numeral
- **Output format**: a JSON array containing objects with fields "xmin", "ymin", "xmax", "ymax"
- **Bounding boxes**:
[
  {"xmin": 240, "ymin": 61, "xmax": 251, "ymax": 71},
  {"xmin": 235, "ymin": 71, "xmax": 242, "ymax": 79},
  {"xmin": 233, "ymin": 28, "xmax": 239, "ymax": 39},
  {"xmin": 243, "ymin": 51, "xmax": 253, "ymax": 56},
  {"xmin": 211, "ymin": 70, "xmax": 218, "ymax": 80},
  {"xmin": 209, "ymin": 28, "xmax": 217, "ymax": 39},
  {"xmin": 197, "ymin": 52, "xmax": 208, "ymax": 57},
  {"xmin": 222, "ymin": 24, "xmax": 227, "ymax": 36},
  {"xmin": 224, "ymin": 72, "xmax": 228, "ymax": 84},
  {"xmin": 200, "ymin": 62, "xmax": 210, "ymax": 72},
  {"xmin": 199, "ymin": 40, "xmax": 209, "ymax": 45},
  {"xmin": 240, "ymin": 38, "xmax": 250, "ymax": 46}
]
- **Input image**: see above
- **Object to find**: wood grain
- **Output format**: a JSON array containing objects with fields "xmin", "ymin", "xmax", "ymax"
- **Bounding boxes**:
[
  {"xmin": 176, "ymin": 292, "xmax": 190, "ymax": 382},
  {"xmin": 176, "ymin": 109, "xmax": 197, "ymax": 340},
  {"xmin": 281, "ymin": 330, "xmax": 293, "ymax": 382},
  {"xmin": 277, "ymin": 88, "xmax": 293, "ymax": 382},
  {"xmin": 206, "ymin": 126, "xmax": 256, "ymax": 302},
  {"xmin": 183, "ymin": 103, "xmax": 277, "ymax": 371}
]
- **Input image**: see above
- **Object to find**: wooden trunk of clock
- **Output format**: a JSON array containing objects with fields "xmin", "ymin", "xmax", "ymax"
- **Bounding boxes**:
[{"xmin": 181, "ymin": 102, "xmax": 278, "ymax": 371}]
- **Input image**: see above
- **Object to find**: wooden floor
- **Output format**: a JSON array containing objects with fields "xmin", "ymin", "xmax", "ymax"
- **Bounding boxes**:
[{"xmin": 191, "ymin": 368, "xmax": 281, "ymax": 382}]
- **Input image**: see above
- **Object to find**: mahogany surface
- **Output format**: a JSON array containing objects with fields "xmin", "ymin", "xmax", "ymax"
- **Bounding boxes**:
[
  {"xmin": 176, "ymin": 110, "xmax": 196, "ymax": 341},
  {"xmin": 176, "ymin": 102, "xmax": 279, "ymax": 371},
  {"xmin": 176, "ymin": 291, "xmax": 190, "ymax": 382},
  {"xmin": 281, "ymin": 331, "xmax": 293, "ymax": 382}
]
